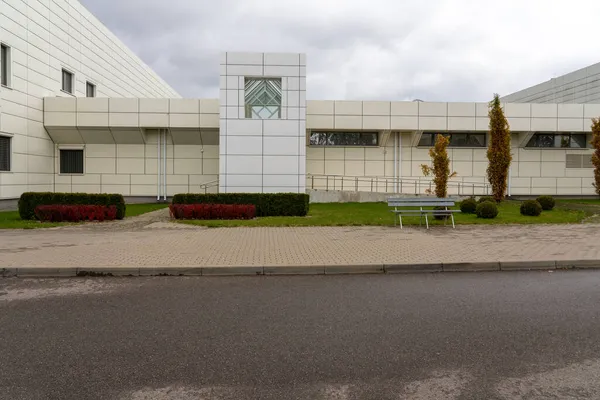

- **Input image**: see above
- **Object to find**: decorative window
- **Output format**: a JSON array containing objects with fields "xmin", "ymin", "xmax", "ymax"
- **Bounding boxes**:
[
  {"xmin": 1, "ymin": 43, "xmax": 11, "ymax": 87},
  {"xmin": 309, "ymin": 131, "xmax": 379, "ymax": 146},
  {"xmin": 60, "ymin": 149, "xmax": 84, "ymax": 174},
  {"xmin": 418, "ymin": 132, "xmax": 486, "ymax": 147},
  {"xmin": 244, "ymin": 78, "xmax": 281, "ymax": 119},
  {"xmin": 86, "ymin": 81, "xmax": 96, "ymax": 97},
  {"xmin": 0, "ymin": 135, "xmax": 10, "ymax": 171},
  {"xmin": 62, "ymin": 69, "xmax": 74, "ymax": 94},
  {"xmin": 526, "ymin": 133, "xmax": 587, "ymax": 148}
]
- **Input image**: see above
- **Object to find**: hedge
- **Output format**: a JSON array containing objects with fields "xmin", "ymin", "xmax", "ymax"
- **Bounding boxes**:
[
  {"xmin": 169, "ymin": 204, "xmax": 256, "ymax": 220},
  {"xmin": 171, "ymin": 193, "xmax": 309, "ymax": 217},
  {"xmin": 35, "ymin": 205, "xmax": 118, "ymax": 222},
  {"xmin": 19, "ymin": 192, "xmax": 126, "ymax": 220}
]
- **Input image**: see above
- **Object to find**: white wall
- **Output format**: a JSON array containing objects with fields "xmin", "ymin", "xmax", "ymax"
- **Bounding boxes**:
[
  {"xmin": 219, "ymin": 52, "xmax": 306, "ymax": 194},
  {"xmin": 0, "ymin": 0, "xmax": 179, "ymax": 199}
]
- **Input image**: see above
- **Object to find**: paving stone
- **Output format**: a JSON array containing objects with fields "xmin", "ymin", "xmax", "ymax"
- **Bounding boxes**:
[{"xmin": 1, "ymin": 219, "xmax": 599, "ymax": 271}]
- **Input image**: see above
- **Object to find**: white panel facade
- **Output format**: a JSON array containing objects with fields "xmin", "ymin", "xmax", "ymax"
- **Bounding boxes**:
[
  {"xmin": 0, "ymin": 0, "xmax": 179, "ymax": 200},
  {"xmin": 219, "ymin": 52, "xmax": 306, "ymax": 193}
]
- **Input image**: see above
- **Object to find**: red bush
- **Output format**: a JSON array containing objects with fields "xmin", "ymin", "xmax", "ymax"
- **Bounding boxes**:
[
  {"xmin": 34, "ymin": 205, "xmax": 118, "ymax": 222},
  {"xmin": 169, "ymin": 204, "xmax": 256, "ymax": 220}
]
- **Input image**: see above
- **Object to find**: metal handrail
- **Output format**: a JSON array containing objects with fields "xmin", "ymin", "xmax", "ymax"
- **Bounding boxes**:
[
  {"xmin": 306, "ymin": 174, "xmax": 491, "ymax": 196},
  {"xmin": 199, "ymin": 179, "xmax": 219, "ymax": 194}
]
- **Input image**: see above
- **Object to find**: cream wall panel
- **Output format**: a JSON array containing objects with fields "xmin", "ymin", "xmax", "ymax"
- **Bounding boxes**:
[
  {"xmin": 448, "ymin": 117, "xmax": 476, "ymax": 131},
  {"xmin": 419, "ymin": 117, "xmax": 447, "ymax": 130},
  {"xmin": 363, "ymin": 101, "xmax": 390, "ymax": 116},
  {"xmin": 344, "ymin": 161, "xmax": 365, "ymax": 176},
  {"xmin": 363, "ymin": 116, "xmax": 390, "ymax": 130},
  {"xmin": 335, "ymin": 101, "xmax": 362, "ymax": 115},
  {"xmin": 85, "ymin": 158, "xmax": 116, "ymax": 174},
  {"xmin": 391, "ymin": 116, "xmax": 418, "ymax": 130},
  {"xmin": 448, "ymin": 102, "xmax": 475, "ymax": 117},
  {"xmin": 307, "ymin": 115, "xmax": 334, "ymax": 129},
  {"xmin": 531, "ymin": 118, "xmax": 557, "ymax": 131},
  {"xmin": 391, "ymin": 102, "xmax": 419, "ymax": 116},
  {"xmin": 335, "ymin": 116, "xmax": 362, "ymax": 129},
  {"xmin": 324, "ymin": 160, "xmax": 345, "ymax": 175},
  {"xmin": 540, "ymin": 162, "xmax": 565, "ymax": 177},
  {"xmin": 117, "ymin": 158, "xmax": 144, "ymax": 174}
]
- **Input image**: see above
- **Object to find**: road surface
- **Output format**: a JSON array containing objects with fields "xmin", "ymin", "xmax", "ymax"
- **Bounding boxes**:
[{"xmin": 1, "ymin": 271, "xmax": 600, "ymax": 399}]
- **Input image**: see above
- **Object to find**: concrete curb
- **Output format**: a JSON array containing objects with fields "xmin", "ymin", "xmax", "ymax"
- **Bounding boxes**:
[{"xmin": 2, "ymin": 260, "xmax": 600, "ymax": 278}]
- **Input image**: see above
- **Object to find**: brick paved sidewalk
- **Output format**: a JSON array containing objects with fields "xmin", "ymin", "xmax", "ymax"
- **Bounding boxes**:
[{"xmin": 1, "ymin": 212, "xmax": 599, "ymax": 268}]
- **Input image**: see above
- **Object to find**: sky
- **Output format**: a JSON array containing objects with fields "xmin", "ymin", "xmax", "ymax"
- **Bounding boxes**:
[{"xmin": 80, "ymin": 0, "xmax": 600, "ymax": 102}]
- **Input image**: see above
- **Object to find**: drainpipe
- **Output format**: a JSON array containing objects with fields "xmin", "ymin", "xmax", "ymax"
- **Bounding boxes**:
[
  {"xmin": 163, "ymin": 129, "xmax": 167, "ymax": 201},
  {"xmin": 508, "ymin": 165, "xmax": 512, "ymax": 197},
  {"xmin": 398, "ymin": 133, "xmax": 402, "ymax": 192},
  {"xmin": 157, "ymin": 129, "xmax": 161, "ymax": 201},
  {"xmin": 393, "ymin": 132, "xmax": 397, "ymax": 192}
]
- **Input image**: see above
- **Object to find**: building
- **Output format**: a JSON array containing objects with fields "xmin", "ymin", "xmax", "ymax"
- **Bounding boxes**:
[{"xmin": 1, "ymin": 0, "xmax": 598, "ymax": 207}]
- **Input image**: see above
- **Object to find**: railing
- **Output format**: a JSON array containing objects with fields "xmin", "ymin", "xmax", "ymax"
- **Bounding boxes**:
[
  {"xmin": 306, "ymin": 174, "xmax": 491, "ymax": 196},
  {"xmin": 198, "ymin": 179, "xmax": 219, "ymax": 194}
]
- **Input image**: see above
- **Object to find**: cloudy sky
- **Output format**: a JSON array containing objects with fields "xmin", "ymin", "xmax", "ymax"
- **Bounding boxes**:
[{"xmin": 80, "ymin": 0, "xmax": 600, "ymax": 102}]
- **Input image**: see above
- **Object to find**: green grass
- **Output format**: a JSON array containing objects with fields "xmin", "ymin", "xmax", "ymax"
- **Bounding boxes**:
[
  {"xmin": 178, "ymin": 200, "xmax": 589, "ymax": 228},
  {"xmin": 125, "ymin": 203, "xmax": 168, "ymax": 217},
  {"xmin": 0, "ymin": 203, "xmax": 169, "ymax": 229},
  {"xmin": 0, "ymin": 211, "xmax": 69, "ymax": 229}
]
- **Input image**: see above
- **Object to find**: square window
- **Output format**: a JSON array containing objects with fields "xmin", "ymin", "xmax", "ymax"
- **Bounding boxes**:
[
  {"xmin": 0, "ymin": 136, "xmax": 10, "ymax": 171},
  {"xmin": 1, "ymin": 43, "xmax": 10, "ymax": 87},
  {"xmin": 244, "ymin": 78, "xmax": 282, "ymax": 119},
  {"xmin": 62, "ymin": 69, "xmax": 74, "ymax": 94},
  {"xmin": 60, "ymin": 149, "xmax": 84, "ymax": 174},
  {"xmin": 86, "ymin": 81, "xmax": 96, "ymax": 97}
]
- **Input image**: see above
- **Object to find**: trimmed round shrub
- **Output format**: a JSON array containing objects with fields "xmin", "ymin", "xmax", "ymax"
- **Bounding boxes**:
[
  {"xmin": 460, "ymin": 198, "xmax": 477, "ymax": 214},
  {"xmin": 476, "ymin": 201, "xmax": 499, "ymax": 219},
  {"xmin": 520, "ymin": 200, "xmax": 542, "ymax": 216},
  {"xmin": 433, "ymin": 206, "xmax": 450, "ymax": 220},
  {"xmin": 536, "ymin": 195, "xmax": 555, "ymax": 211},
  {"xmin": 477, "ymin": 196, "xmax": 496, "ymax": 204}
]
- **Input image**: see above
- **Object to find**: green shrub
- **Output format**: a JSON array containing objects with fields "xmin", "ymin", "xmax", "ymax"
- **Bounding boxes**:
[
  {"xmin": 520, "ymin": 200, "xmax": 542, "ymax": 216},
  {"xmin": 18, "ymin": 192, "xmax": 126, "ymax": 220},
  {"xmin": 477, "ymin": 196, "xmax": 496, "ymax": 204},
  {"xmin": 536, "ymin": 195, "xmax": 555, "ymax": 211},
  {"xmin": 460, "ymin": 198, "xmax": 477, "ymax": 214},
  {"xmin": 433, "ymin": 206, "xmax": 450, "ymax": 220},
  {"xmin": 476, "ymin": 201, "xmax": 499, "ymax": 219},
  {"xmin": 171, "ymin": 193, "xmax": 309, "ymax": 217}
]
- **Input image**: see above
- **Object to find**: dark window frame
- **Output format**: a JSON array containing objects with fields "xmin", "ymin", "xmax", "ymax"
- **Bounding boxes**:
[
  {"xmin": 418, "ymin": 132, "xmax": 487, "ymax": 148},
  {"xmin": 59, "ymin": 149, "xmax": 84, "ymax": 174},
  {"xmin": 62, "ymin": 68, "xmax": 74, "ymax": 94},
  {"xmin": 526, "ymin": 132, "xmax": 588, "ymax": 148},
  {"xmin": 0, "ymin": 135, "xmax": 11, "ymax": 172},
  {"xmin": 1, "ymin": 43, "xmax": 10, "ymax": 87},
  {"xmin": 309, "ymin": 131, "xmax": 379, "ymax": 147},
  {"xmin": 86, "ymin": 81, "xmax": 96, "ymax": 97}
]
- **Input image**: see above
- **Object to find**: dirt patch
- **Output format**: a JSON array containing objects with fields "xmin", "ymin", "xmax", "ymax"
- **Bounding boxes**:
[{"xmin": 0, "ymin": 278, "xmax": 119, "ymax": 302}]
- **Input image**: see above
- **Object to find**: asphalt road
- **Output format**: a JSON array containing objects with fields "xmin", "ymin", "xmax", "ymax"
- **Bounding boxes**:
[{"xmin": 2, "ymin": 272, "xmax": 600, "ymax": 399}]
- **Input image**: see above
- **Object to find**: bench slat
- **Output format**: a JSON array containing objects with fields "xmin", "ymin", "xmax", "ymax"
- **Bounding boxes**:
[{"xmin": 388, "ymin": 203, "xmax": 456, "ymax": 207}]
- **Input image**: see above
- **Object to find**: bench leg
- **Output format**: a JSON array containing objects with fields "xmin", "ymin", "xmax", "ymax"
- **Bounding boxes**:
[
  {"xmin": 425, "ymin": 213, "xmax": 429, "ymax": 229},
  {"xmin": 451, "ymin": 213, "xmax": 456, "ymax": 229},
  {"xmin": 399, "ymin": 214, "xmax": 403, "ymax": 229}
]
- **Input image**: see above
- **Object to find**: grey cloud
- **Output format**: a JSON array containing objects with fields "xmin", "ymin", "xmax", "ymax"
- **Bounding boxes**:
[{"xmin": 80, "ymin": 0, "xmax": 600, "ymax": 101}]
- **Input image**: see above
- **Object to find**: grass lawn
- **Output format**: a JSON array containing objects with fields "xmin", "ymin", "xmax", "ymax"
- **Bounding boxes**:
[
  {"xmin": 0, "ymin": 203, "xmax": 169, "ymax": 229},
  {"xmin": 178, "ymin": 200, "xmax": 591, "ymax": 228}
]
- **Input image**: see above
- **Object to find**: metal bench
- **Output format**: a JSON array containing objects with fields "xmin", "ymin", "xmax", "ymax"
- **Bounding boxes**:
[{"xmin": 387, "ymin": 197, "xmax": 461, "ymax": 229}]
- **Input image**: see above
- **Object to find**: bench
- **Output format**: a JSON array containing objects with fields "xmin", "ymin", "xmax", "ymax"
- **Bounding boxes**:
[{"xmin": 387, "ymin": 197, "xmax": 461, "ymax": 229}]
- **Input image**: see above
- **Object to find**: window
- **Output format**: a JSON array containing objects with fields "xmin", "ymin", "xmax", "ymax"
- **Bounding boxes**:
[
  {"xmin": 1, "ymin": 43, "xmax": 10, "ymax": 87},
  {"xmin": 86, "ymin": 81, "xmax": 96, "ymax": 97},
  {"xmin": 309, "ymin": 131, "xmax": 379, "ymax": 146},
  {"xmin": 526, "ymin": 133, "xmax": 587, "ymax": 148},
  {"xmin": 60, "ymin": 149, "xmax": 84, "ymax": 174},
  {"xmin": 244, "ymin": 78, "xmax": 282, "ymax": 119},
  {"xmin": 62, "ymin": 69, "xmax": 73, "ymax": 94},
  {"xmin": 0, "ymin": 136, "xmax": 10, "ymax": 172},
  {"xmin": 418, "ymin": 132, "xmax": 486, "ymax": 147}
]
